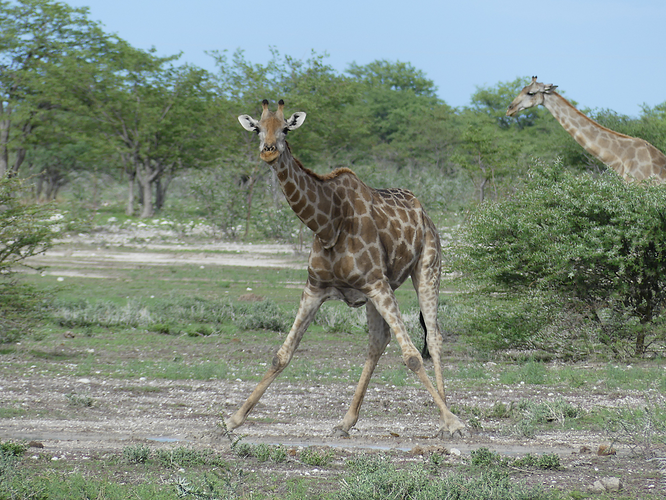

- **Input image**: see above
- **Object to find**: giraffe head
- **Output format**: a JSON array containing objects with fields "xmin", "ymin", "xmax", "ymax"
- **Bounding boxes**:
[
  {"xmin": 506, "ymin": 77, "xmax": 558, "ymax": 116},
  {"xmin": 238, "ymin": 100, "xmax": 307, "ymax": 164}
]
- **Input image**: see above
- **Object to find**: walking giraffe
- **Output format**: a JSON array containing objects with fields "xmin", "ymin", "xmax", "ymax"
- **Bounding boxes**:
[
  {"xmin": 225, "ymin": 99, "xmax": 466, "ymax": 438},
  {"xmin": 507, "ymin": 77, "xmax": 666, "ymax": 183}
]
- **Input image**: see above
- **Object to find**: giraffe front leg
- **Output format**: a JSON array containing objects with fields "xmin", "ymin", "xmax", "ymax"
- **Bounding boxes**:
[
  {"xmin": 225, "ymin": 285, "xmax": 324, "ymax": 431},
  {"xmin": 333, "ymin": 301, "xmax": 390, "ymax": 437}
]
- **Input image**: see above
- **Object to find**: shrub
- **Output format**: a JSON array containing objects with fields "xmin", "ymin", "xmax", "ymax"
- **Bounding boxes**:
[
  {"xmin": 235, "ymin": 299, "xmax": 290, "ymax": 332},
  {"xmin": 0, "ymin": 441, "xmax": 27, "ymax": 458},
  {"xmin": 337, "ymin": 452, "xmax": 558, "ymax": 500},
  {"xmin": 122, "ymin": 444, "xmax": 151, "ymax": 464},
  {"xmin": 154, "ymin": 446, "xmax": 224, "ymax": 468},
  {"xmin": 233, "ymin": 443, "xmax": 286, "ymax": 463},
  {"xmin": 0, "ymin": 175, "xmax": 58, "ymax": 341},
  {"xmin": 515, "ymin": 398, "xmax": 584, "ymax": 438},
  {"xmin": 300, "ymin": 447, "xmax": 334, "ymax": 467},
  {"xmin": 453, "ymin": 159, "xmax": 666, "ymax": 357}
]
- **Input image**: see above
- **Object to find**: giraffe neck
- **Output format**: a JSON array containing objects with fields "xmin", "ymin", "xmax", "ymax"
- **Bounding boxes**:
[
  {"xmin": 543, "ymin": 92, "xmax": 630, "ymax": 175},
  {"xmin": 272, "ymin": 142, "xmax": 341, "ymax": 247}
]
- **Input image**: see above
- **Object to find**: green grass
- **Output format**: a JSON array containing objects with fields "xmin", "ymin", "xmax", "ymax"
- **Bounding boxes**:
[{"xmin": 5, "ymin": 246, "xmax": 666, "ymax": 499}]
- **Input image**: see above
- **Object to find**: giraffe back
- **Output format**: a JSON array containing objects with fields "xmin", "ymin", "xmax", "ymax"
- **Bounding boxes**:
[{"xmin": 307, "ymin": 171, "xmax": 438, "ymax": 293}]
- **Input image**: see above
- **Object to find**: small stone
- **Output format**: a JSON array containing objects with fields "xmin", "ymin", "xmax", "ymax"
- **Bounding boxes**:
[
  {"xmin": 590, "ymin": 480, "xmax": 605, "ymax": 493},
  {"xmin": 410, "ymin": 445, "xmax": 424, "ymax": 455},
  {"xmin": 449, "ymin": 448, "xmax": 461, "ymax": 456},
  {"xmin": 601, "ymin": 477, "xmax": 622, "ymax": 491}
]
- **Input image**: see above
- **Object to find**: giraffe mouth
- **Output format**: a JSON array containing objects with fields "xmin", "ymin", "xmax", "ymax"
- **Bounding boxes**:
[{"xmin": 260, "ymin": 150, "xmax": 280, "ymax": 164}]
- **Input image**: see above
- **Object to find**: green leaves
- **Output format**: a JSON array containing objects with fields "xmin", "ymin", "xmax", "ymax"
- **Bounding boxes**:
[{"xmin": 454, "ymin": 159, "xmax": 666, "ymax": 355}]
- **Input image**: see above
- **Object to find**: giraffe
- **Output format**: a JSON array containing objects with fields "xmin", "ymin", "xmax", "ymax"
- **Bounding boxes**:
[
  {"xmin": 226, "ymin": 99, "xmax": 466, "ymax": 438},
  {"xmin": 506, "ymin": 77, "xmax": 666, "ymax": 183}
]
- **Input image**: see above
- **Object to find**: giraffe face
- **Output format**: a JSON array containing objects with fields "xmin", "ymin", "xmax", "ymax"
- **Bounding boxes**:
[
  {"xmin": 506, "ymin": 77, "xmax": 558, "ymax": 117},
  {"xmin": 238, "ymin": 100, "xmax": 306, "ymax": 165}
]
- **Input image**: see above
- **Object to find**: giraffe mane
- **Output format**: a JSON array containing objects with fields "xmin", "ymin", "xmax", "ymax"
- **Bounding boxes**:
[
  {"xmin": 286, "ymin": 142, "xmax": 358, "ymax": 181},
  {"xmin": 553, "ymin": 93, "xmax": 634, "ymax": 140}
]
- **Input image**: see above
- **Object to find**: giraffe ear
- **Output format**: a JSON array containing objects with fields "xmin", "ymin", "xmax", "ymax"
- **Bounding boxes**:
[
  {"xmin": 238, "ymin": 115, "xmax": 260, "ymax": 132},
  {"xmin": 544, "ymin": 84, "xmax": 558, "ymax": 94},
  {"xmin": 285, "ymin": 112, "xmax": 306, "ymax": 131}
]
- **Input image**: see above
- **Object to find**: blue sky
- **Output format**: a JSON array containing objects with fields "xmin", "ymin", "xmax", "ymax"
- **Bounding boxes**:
[{"xmin": 66, "ymin": 0, "xmax": 666, "ymax": 117}]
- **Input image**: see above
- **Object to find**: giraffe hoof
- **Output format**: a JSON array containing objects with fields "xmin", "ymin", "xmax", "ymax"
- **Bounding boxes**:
[
  {"xmin": 437, "ymin": 419, "xmax": 468, "ymax": 439},
  {"xmin": 332, "ymin": 426, "xmax": 350, "ymax": 438}
]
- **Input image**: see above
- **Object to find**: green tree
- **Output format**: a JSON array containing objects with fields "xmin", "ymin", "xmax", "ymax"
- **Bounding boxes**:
[
  {"xmin": 452, "ymin": 113, "xmax": 513, "ymax": 202},
  {"xmin": 346, "ymin": 59, "xmax": 451, "ymax": 166},
  {"xmin": 0, "ymin": 0, "xmax": 114, "ymax": 177},
  {"xmin": 453, "ymin": 160, "xmax": 666, "ymax": 357},
  {"xmin": 471, "ymin": 77, "xmax": 534, "ymax": 129},
  {"xmin": 63, "ymin": 43, "xmax": 217, "ymax": 217}
]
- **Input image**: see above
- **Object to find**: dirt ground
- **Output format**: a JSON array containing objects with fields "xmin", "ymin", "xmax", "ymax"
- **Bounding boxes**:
[{"xmin": 2, "ymin": 226, "xmax": 665, "ymax": 497}]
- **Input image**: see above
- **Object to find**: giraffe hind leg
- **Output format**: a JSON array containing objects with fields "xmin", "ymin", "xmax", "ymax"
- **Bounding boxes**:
[
  {"xmin": 412, "ymin": 252, "xmax": 466, "ymax": 437},
  {"xmin": 418, "ymin": 312, "xmax": 430, "ymax": 360}
]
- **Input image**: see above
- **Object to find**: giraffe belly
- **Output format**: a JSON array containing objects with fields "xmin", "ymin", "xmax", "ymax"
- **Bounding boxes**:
[{"xmin": 328, "ymin": 287, "xmax": 368, "ymax": 308}]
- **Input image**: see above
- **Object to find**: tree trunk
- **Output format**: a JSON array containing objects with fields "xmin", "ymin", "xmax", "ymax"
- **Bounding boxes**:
[
  {"xmin": 155, "ymin": 173, "xmax": 173, "ymax": 211},
  {"xmin": 136, "ymin": 159, "xmax": 161, "ymax": 219},
  {"xmin": 0, "ymin": 101, "xmax": 10, "ymax": 178},
  {"xmin": 12, "ymin": 148, "xmax": 26, "ymax": 176},
  {"xmin": 139, "ymin": 177, "xmax": 154, "ymax": 218},
  {"xmin": 243, "ymin": 175, "xmax": 257, "ymax": 239},
  {"xmin": 634, "ymin": 331, "xmax": 646, "ymax": 358},
  {"xmin": 126, "ymin": 173, "xmax": 135, "ymax": 216},
  {"xmin": 0, "ymin": 130, "xmax": 8, "ymax": 178},
  {"xmin": 122, "ymin": 154, "xmax": 136, "ymax": 216}
]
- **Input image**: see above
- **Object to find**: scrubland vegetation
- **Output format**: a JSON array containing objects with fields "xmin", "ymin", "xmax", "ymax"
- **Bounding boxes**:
[{"xmin": 2, "ymin": 1, "xmax": 666, "ymax": 498}]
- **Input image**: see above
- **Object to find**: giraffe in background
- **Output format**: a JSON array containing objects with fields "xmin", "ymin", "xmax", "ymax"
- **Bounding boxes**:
[
  {"xmin": 226, "ymin": 99, "xmax": 465, "ymax": 438},
  {"xmin": 507, "ymin": 77, "xmax": 666, "ymax": 183}
]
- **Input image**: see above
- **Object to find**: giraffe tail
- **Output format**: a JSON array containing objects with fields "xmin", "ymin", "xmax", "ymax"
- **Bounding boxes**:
[{"xmin": 418, "ymin": 312, "xmax": 431, "ymax": 360}]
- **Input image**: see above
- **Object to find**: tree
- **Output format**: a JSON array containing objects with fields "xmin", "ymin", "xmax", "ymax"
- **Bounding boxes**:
[
  {"xmin": 453, "ymin": 159, "xmax": 666, "ymax": 357},
  {"xmin": 0, "ymin": 0, "xmax": 115, "ymax": 177},
  {"xmin": 452, "ymin": 113, "xmax": 513, "ymax": 202},
  {"xmin": 62, "ymin": 42, "xmax": 217, "ymax": 217},
  {"xmin": 471, "ymin": 77, "xmax": 535, "ymax": 129},
  {"xmin": 346, "ymin": 59, "xmax": 447, "ymax": 165}
]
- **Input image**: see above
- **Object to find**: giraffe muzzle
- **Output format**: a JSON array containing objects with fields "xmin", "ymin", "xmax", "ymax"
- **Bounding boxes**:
[{"xmin": 260, "ymin": 145, "xmax": 280, "ymax": 164}]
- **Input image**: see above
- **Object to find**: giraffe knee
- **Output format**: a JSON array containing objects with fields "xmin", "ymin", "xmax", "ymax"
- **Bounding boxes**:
[
  {"xmin": 406, "ymin": 355, "xmax": 422, "ymax": 373},
  {"xmin": 272, "ymin": 354, "xmax": 287, "ymax": 371}
]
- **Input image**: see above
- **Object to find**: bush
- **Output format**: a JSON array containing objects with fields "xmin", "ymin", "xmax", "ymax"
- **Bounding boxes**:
[
  {"xmin": 232, "ymin": 442, "xmax": 286, "ymax": 463},
  {"xmin": 0, "ymin": 175, "xmax": 58, "ymax": 341},
  {"xmin": 235, "ymin": 299, "xmax": 290, "ymax": 333},
  {"xmin": 515, "ymin": 398, "xmax": 584, "ymax": 438},
  {"xmin": 0, "ymin": 175, "xmax": 58, "ymax": 274},
  {"xmin": 0, "ymin": 280, "xmax": 49, "ymax": 343},
  {"xmin": 154, "ymin": 446, "xmax": 225, "ymax": 468},
  {"xmin": 122, "ymin": 444, "xmax": 151, "ymax": 464},
  {"xmin": 299, "ymin": 447, "xmax": 334, "ymax": 467},
  {"xmin": 453, "ymin": 159, "xmax": 666, "ymax": 357},
  {"xmin": 337, "ymin": 452, "xmax": 558, "ymax": 500}
]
